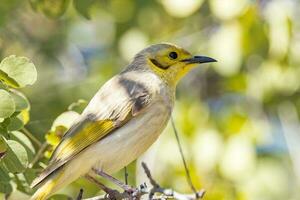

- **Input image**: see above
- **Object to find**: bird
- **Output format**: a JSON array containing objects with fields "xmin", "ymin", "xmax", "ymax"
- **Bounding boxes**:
[{"xmin": 30, "ymin": 43, "xmax": 216, "ymax": 200}]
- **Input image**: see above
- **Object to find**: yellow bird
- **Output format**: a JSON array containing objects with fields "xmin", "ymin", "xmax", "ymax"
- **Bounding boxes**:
[{"xmin": 30, "ymin": 43, "xmax": 216, "ymax": 200}]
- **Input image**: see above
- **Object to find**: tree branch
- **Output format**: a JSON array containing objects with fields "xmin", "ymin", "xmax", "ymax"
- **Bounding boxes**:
[{"xmin": 79, "ymin": 162, "xmax": 205, "ymax": 200}]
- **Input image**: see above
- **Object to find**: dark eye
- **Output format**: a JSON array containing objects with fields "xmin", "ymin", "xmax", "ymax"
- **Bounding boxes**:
[{"xmin": 169, "ymin": 51, "xmax": 178, "ymax": 59}]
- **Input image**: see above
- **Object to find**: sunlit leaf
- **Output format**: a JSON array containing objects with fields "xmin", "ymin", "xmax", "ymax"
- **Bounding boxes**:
[
  {"xmin": 2, "ymin": 140, "xmax": 28, "ymax": 173},
  {"xmin": 10, "ymin": 131, "xmax": 35, "ymax": 161},
  {"xmin": 0, "ymin": 89, "xmax": 15, "ymax": 118},
  {"xmin": 0, "ymin": 55, "xmax": 37, "ymax": 88},
  {"xmin": 51, "ymin": 111, "xmax": 80, "ymax": 131},
  {"xmin": 0, "ymin": 69, "xmax": 19, "ymax": 88},
  {"xmin": 73, "ymin": 0, "xmax": 96, "ymax": 19},
  {"xmin": 10, "ymin": 90, "xmax": 29, "ymax": 111}
]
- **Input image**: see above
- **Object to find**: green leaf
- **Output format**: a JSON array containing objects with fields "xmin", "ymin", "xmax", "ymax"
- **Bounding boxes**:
[
  {"xmin": 10, "ymin": 90, "xmax": 29, "ymax": 111},
  {"xmin": 0, "ymin": 181, "xmax": 12, "ymax": 194},
  {"xmin": 0, "ymin": 136, "xmax": 8, "ymax": 159},
  {"xmin": 23, "ymin": 168, "xmax": 37, "ymax": 185},
  {"xmin": 0, "ymin": 118, "xmax": 10, "ymax": 138},
  {"xmin": 7, "ymin": 116, "xmax": 24, "ymax": 131},
  {"xmin": 10, "ymin": 131, "xmax": 35, "ymax": 161},
  {"xmin": 68, "ymin": 99, "xmax": 87, "ymax": 113},
  {"xmin": 2, "ymin": 140, "xmax": 28, "ymax": 173},
  {"xmin": 0, "ymin": 69, "xmax": 19, "ymax": 88},
  {"xmin": 41, "ymin": 0, "xmax": 70, "ymax": 18},
  {"xmin": 0, "ymin": 165, "xmax": 10, "ymax": 183},
  {"xmin": 0, "ymin": 89, "xmax": 15, "ymax": 118},
  {"xmin": 51, "ymin": 111, "xmax": 80, "ymax": 131},
  {"xmin": 73, "ymin": 0, "xmax": 96, "ymax": 19},
  {"xmin": 14, "ymin": 173, "xmax": 31, "ymax": 194},
  {"xmin": 0, "ymin": 55, "xmax": 37, "ymax": 88}
]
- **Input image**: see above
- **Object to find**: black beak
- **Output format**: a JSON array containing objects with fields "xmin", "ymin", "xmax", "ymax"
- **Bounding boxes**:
[{"xmin": 182, "ymin": 56, "xmax": 217, "ymax": 64}]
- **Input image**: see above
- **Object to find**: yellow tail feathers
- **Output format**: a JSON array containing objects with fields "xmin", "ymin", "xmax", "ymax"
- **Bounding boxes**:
[{"xmin": 30, "ymin": 180, "xmax": 55, "ymax": 200}]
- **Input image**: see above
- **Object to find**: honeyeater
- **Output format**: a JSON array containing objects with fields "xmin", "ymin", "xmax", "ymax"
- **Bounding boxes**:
[{"xmin": 30, "ymin": 43, "xmax": 216, "ymax": 199}]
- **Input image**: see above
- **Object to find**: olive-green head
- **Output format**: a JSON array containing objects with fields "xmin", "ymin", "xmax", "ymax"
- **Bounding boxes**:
[{"xmin": 131, "ymin": 43, "xmax": 216, "ymax": 86}]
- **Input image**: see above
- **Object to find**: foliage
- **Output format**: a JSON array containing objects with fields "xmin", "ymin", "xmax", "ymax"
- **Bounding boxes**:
[
  {"xmin": 0, "ymin": 55, "xmax": 37, "ymax": 195},
  {"xmin": 0, "ymin": 0, "xmax": 300, "ymax": 199}
]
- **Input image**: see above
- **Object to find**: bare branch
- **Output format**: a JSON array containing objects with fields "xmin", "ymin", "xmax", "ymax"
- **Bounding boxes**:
[{"xmin": 79, "ymin": 163, "xmax": 205, "ymax": 200}]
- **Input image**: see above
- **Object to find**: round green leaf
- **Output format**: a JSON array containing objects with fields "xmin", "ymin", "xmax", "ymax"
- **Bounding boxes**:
[
  {"xmin": 2, "ymin": 140, "xmax": 28, "ymax": 173},
  {"xmin": 10, "ymin": 91, "xmax": 29, "ymax": 111},
  {"xmin": 7, "ymin": 117, "xmax": 24, "ymax": 131},
  {"xmin": 11, "ymin": 131, "xmax": 35, "ymax": 161},
  {"xmin": 0, "ymin": 89, "xmax": 15, "ymax": 118},
  {"xmin": 0, "ymin": 55, "xmax": 37, "ymax": 88}
]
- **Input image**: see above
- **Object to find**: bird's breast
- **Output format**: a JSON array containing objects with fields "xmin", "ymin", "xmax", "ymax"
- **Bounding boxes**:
[{"xmin": 86, "ymin": 100, "xmax": 171, "ymax": 174}]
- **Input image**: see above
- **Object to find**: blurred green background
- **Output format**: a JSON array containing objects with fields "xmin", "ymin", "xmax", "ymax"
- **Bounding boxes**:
[{"xmin": 1, "ymin": 0, "xmax": 300, "ymax": 199}]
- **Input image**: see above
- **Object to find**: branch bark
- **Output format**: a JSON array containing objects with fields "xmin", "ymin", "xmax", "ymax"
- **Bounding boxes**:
[{"xmin": 78, "ymin": 162, "xmax": 205, "ymax": 200}]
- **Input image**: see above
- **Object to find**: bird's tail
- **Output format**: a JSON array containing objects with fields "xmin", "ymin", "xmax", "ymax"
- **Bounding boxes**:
[
  {"xmin": 30, "ymin": 179, "xmax": 56, "ymax": 200},
  {"xmin": 30, "ymin": 167, "xmax": 68, "ymax": 200}
]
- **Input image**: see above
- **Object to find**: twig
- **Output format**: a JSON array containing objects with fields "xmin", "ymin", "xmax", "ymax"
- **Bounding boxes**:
[
  {"xmin": 76, "ymin": 189, "xmax": 84, "ymax": 200},
  {"xmin": 141, "ymin": 162, "xmax": 205, "ymax": 200},
  {"xmin": 92, "ymin": 168, "xmax": 133, "ymax": 191},
  {"xmin": 124, "ymin": 167, "xmax": 128, "ymax": 185},
  {"xmin": 29, "ymin": 142, "xmax": 48, "ymax": 168},
  {"xmin": 85, "ymin": 174, "xmax": 121, "ymax": 197},
  {"xmin": 170, "ymin": 117, "xmax": 198, "ymax": 195},
  {"xmin": 82, "ymin": 163, "xmax": 205, "ymax": 200},
  {"xmin": 22, "ymin": 127, "xmax": 42, "ymax": 147}
]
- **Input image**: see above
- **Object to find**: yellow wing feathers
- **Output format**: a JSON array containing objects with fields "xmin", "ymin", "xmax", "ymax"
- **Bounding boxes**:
[
  {"xmin": 31, "ymin": 75, "xmax": 152, "ymax": 189},
  {"xmin": 31, "ymin": 119, "xmax": 116, "ymax": 188},
  {"xmin": 52, "ymin": 120, "xmax": 115, "ymax": 163}
]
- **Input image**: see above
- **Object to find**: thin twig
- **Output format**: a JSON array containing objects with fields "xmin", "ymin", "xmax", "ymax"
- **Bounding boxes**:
[
  {"xmin": 22, "ymin": 127, "xmax": 42, "ymax": 147},
  {"xmin": 124, "ymin": 167, "xmax": 128, "ymax": 185},
  {"xmin": 92, "ymin": 168, "xmax": 134, "ymax": 191},
  {"xmin": 77, "ymin": 189, "xmax": 84, "ymax": 200},
  {"xmin": 170, "ymin": 117, "xmax": 197, "ymax": 195},
  {"xmin": 141, "ymin": 162, "xmax": 205, "ymax": 200},
  {"xmin": 29, "ymin": 142, "xmax": 48, "ymax": 168},
  {"xmin": 83, "ymin": 163, "xmax": 205, "ymax": 200}
]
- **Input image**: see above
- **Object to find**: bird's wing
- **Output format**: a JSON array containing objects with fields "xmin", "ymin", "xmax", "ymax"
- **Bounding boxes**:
[{"xmin": 31, "ymin": 75, "xmax": 152, "ymax": 188}]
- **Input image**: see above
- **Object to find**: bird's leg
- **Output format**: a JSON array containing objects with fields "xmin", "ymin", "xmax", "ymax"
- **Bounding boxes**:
[
  {"xmin": 92, "ymin": 168, "xmax": 137, "ymax": 194},
  {"xmin": 85, "ymin": 174, "xmax": 122, "ymax": 200}
]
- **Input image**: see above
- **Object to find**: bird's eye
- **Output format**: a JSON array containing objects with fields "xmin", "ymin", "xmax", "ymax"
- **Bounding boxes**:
[{"xmin": 169, "ymin": 52, "xmax": 178, "ymax": 59}]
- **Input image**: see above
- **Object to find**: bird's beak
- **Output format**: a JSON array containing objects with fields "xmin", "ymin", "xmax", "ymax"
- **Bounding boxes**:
[{"xmin": 182, "ymin": 55, "xmax": 217, "ymax": 64}]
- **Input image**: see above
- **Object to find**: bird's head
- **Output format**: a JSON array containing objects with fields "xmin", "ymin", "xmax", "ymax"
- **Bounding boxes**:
[{"xmin": 131, "ymin": 43, "xmax": 217, "ymax": 86}]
